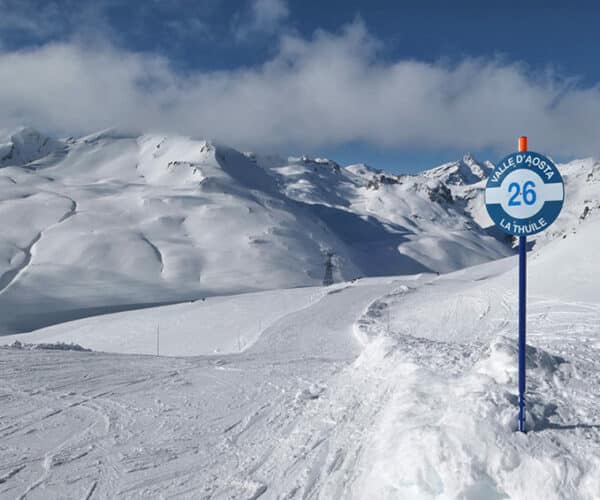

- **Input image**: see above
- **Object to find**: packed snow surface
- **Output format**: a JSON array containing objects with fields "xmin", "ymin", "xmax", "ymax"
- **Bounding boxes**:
[{"xmin": 1, "ymin": 129, "xmax": 600, "ymax": 499}]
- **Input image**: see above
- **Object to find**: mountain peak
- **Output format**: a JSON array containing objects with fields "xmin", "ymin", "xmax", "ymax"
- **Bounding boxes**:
[
  {"xmin": 463, "ymin": 152, "xmax": 475, "ymax": 165},
  {"xmin": 0, "ymin": 127, "xmax": 65, "ymax": 167},
  {"xmin": 422, "ymin": 153, "xmax": 492, "ymax": 186}
]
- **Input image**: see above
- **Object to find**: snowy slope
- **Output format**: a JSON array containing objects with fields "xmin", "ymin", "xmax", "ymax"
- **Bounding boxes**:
[
  {"xmin": 344, "ymin": 217, "xmax": 600, "ymax": 499},
  {"xmin": 257, "ymin": 153, "xmax": 511, "ymax": 274},
  {"xmin": 0, "ymin": 128, "xmax": 512, "ymax": 334},
  {"xmin": 1, "ymin": 130, "xmax": 600, "ymax": 498},
  {"xmin": 0, "ymin": 127, "xmax": 596, "ymax": 340},
  {"xmin": 1, "ymin": 286, "xmax": 331, "ymax": 356},
  {"xmin": 0, "ymin": 130, "xmax": 353, "ymax": 334},
  {"xmin": 0, "ymin": 275, "xmax": 432, "ymax": 499},
  {"xmin": 2, "ymin": 218, "xmax": 600, "ymax": 498}
]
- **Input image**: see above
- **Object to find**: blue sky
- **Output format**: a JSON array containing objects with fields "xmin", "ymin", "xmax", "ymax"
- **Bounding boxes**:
[{"xmin": 1, "ymin": 0, "xmax": 599, "ymax": 173}]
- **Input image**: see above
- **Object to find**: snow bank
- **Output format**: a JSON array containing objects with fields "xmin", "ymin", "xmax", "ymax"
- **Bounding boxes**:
[
  {"xmin": 346, "ymin": 214, "xmax": 600, "ymax": 499},
  {"xmin": 351, "ymin": 335, "xmax": 599, "ymax": 500}
]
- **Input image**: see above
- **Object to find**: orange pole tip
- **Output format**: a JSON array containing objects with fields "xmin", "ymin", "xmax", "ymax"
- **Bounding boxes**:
[{"xmin": 518, "ymin": 136, "xmax": 528, "ymax": 152}]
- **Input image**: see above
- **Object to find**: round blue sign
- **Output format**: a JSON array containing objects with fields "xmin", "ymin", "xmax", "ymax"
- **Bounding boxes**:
[{"xmin": 485, "ymin": 151, "xmax": 564, "ymax": 236}]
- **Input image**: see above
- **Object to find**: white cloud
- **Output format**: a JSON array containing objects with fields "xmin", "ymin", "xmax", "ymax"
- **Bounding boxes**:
[
  {"xmin": 0, "ymin": 1, "xmax": 66, "ymax": 40},
  {"xmin": 251, "ymin": 0, "xmax": 289, "ymax": 29},
  {"xmin": 1, "ymin": 20, "xmax": 600, "ymax": 158},
  {"xmin": 234, "ymin": 0, "xmax": 290, "ymax": 39}
]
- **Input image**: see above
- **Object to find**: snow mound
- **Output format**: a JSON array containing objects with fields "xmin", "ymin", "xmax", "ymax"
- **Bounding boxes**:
[{"xmin": 351, "ymin": 333, "xmax": 598, "ymax": 500}]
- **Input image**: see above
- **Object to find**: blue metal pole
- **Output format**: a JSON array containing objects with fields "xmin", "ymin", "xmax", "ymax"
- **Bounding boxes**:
[{"xmin": 518, "ymin": 235, "xmax": 527, "ymax": 432}]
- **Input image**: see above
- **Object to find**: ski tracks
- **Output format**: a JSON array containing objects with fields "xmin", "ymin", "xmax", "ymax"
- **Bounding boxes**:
[
  {"xmin": 5, "ymin": 389, "xmax": 126, "ymax": 500},
  {"xmin": 243, "ymin": 281, "xmax": 431, "ymax": 498},
  {"xmin": 0, "ymin": 353, "xmax": 179, "ymax": 499}
]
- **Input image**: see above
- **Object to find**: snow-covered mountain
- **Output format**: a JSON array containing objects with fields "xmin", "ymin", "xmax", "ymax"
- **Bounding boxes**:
[
  {"xmin": 421, "ymin": 153, "xmax": 494, "ymax": 186},
  {"xmin": 0, "ymin": 127, "xmax": 65, "ymax": 167},
  {"xmin": 0, "ymin": 127, "xmax": 596, "ymax": 334}
]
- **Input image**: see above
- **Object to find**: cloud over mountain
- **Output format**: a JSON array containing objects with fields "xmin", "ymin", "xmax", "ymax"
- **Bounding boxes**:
[{"xmin": 1, "ymin": 20, "xmax": 599, "ymax": 157}]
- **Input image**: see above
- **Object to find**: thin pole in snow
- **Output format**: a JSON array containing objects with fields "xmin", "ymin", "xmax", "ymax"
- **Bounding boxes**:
[
  {"xmin": 518, "ymin": 136, "xmax": 527, "ymax": 433},
  {"xmin": 156, "ymin": 323, "xmax": 160, "ymax": 357}
]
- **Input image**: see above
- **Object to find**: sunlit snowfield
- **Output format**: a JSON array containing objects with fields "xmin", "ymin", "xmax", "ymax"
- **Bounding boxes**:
[{"xmin": 1, "ymin": 128, "xmax": 600, "ymax": 498}]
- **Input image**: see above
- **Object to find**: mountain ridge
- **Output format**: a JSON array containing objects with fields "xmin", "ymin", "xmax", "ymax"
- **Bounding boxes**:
[{"xmin": 0, "ymin": 127, "xmax": 595, "ymax": 334}]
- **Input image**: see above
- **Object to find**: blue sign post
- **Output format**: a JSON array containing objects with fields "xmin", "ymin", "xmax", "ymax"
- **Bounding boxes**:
[{"xmin": 485, "ymin": 137, "xmax": 564, "ymax": 433}]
